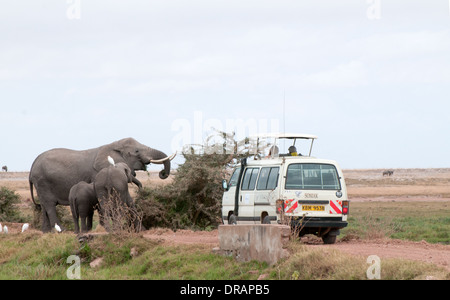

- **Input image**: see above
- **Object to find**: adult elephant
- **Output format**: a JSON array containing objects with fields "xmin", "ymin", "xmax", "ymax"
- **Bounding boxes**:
[{"xmin": 29, "ymin": 137, "xmax": 175, "ymax": 232}]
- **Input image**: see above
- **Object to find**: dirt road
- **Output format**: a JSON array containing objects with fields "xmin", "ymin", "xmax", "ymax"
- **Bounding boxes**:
[{"xmin": 143, "ymin": 227, "xmax": 450, "ymax": 272}]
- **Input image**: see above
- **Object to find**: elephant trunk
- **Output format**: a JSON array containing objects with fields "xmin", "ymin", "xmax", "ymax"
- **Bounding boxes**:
[
  {"xmin": 159, "ymin": 159, "xmax": 171, "ymax": 180},
  {"xmin": 144, "ymin": 147, "xmax": 173, "ymax": 179}
]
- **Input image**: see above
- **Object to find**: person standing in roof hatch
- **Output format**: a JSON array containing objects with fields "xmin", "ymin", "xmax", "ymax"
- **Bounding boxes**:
[{"xmin": 289, "ymin": 146, "xmax": 299, "ymax": 156}]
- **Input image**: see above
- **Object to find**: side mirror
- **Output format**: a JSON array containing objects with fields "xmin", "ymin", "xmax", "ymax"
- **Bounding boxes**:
[{"xmin": 222, "ymin": 179, "xmax": 229, "ymax": 191}]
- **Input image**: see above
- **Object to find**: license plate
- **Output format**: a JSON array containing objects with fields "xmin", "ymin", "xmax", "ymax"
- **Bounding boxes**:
[{"xmin": 302, "ymin": 205, "xmax": 325, "ymax": 211}]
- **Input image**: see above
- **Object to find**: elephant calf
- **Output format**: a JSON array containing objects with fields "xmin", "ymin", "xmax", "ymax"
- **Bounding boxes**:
[
  {"xmin": 69, "ymin": 181, "xmax": 98, "ymax": 234},
  {"xmin": 94, "ymin": 162, "xmax": 141, "ymax": 232}
]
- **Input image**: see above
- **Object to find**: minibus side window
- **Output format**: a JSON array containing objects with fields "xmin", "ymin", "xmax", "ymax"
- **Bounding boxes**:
[
  {"xmin": 228, "ymin": 167, "xmax": 241, "ymax": 187},
  {"xmin": 257, "ymin": 167, "xmax": 280, "ymax": 190},
  {"xmin": 241, "ymin": 167, "xmax": 260, "ymax": 190},
  {"xmin": 267, "ymin": 167, "xmax": 279, "ymax": 189}
]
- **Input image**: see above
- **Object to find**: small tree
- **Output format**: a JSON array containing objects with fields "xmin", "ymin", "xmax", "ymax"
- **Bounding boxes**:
[
  {"xmin": 0, "ymin": 186, "xmax": 25, "ymax": 222},
  {"xmin": 136, "ymin": 130, "xmax": 269, "ymax": 230}
]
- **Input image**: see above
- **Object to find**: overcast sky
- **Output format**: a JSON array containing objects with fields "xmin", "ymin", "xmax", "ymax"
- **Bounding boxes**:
[{"xmin": 1, "ymin": 0, "xmax": 450, "ymax": 171}]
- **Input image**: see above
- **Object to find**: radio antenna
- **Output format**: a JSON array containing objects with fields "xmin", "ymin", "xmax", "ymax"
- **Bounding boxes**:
[
  {"xmin": 283, "ymin": 89, "xmax": 286, "ymax": 133},
  {"xmin": 283, "ymin": 89, "xmax": 286, "ymax": 149}
]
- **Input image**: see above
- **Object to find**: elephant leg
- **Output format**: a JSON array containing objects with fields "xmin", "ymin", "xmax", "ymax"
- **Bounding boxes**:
[
  {"xmin": 70, "ymin": 204, "xmax": 80, "ymax": 234},
  {"xmin": 97, "ymin": 202, "xmax": 111, "ymax": 232},
  {"xmin": 73, "ymin": 215, "xmax": 80, "ymax": 234},
  {"xmin": 87, "ymin": 212, "xmax": 94, "ymax": 231},
  {"xmin": 41, "ymin": 203, "xmax": 61, "ymax": 233},
  {"xmin": 41, "ymin": 209, "xmax": 52, "ymax": 233},
  {"xmin": 45, "ymin": 204, "xmax": 62, "ymax": 231},
  {"xmin": 37, "ymin": 188, "xmax": 63, "ymax": 232},
  {"xmin": 37, "ymin": 192, "xmax": 55, "ymax": 232},
  {"xmin": 97, "ymin": 203, "xmax": 105, "ymax": 226},
  {"xmin": 80, "ymin": 216, "xmax": 88, "ymax": 233}
]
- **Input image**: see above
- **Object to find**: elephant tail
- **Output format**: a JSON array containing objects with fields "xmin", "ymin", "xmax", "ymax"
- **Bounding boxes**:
[
  {"xmin": 69, "ymin": 196, "xmax": 78, "ymax": 218},
  {"xmin": 29, "ymin": 179, "xmax": 41, "ymax": 211}
]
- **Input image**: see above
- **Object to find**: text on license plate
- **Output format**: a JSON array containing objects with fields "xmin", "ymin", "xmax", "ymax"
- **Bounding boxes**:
[{"xmin": 302, "ymin": 205, "xmax": 325, "ymax": 211}]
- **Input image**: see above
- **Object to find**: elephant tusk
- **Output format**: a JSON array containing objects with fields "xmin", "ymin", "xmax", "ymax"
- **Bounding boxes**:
[
  {"xmin": 150, "ymin": 152, "xmax": 177, "ymax": 164},
  {"xmin": 169, "ymin": 151, "xmax": 177, "ymax": 161}
]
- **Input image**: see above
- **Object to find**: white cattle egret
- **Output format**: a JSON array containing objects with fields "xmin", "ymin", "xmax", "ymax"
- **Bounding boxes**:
[
  {"xmin": 3, "ymin": 225, "xmax": 8, "ymax": 234},
  {"xmin": 22, "ymin": 223, "xmax": 29, "ymax": 233},
  {"xmin": 107, "ymin": 156, "xmax": 115, "ymax": 166},
  {"xmin": 54, "ymin": 224, "xmax": 62, "ymax": 233}
]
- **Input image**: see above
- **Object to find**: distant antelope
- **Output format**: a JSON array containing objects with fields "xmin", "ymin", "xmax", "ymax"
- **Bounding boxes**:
[
  {"xmin": 383, "ymin": 170, "xmax": 394, "ymax": 176},
  {"xmin": 1, "ymin": 165, "xmax": 7, "ymax": 172}
]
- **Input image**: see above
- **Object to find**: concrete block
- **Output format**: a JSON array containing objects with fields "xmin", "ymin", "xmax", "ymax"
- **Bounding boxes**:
[{"xmin": 217, "ymin": 224, "xmax": 290, "ymax": 265}]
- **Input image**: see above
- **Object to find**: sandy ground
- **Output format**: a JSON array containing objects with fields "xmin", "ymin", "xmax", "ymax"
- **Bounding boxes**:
[{"xmin": 1, "ymin": 168, "xmax": 450, "ymax": 272}]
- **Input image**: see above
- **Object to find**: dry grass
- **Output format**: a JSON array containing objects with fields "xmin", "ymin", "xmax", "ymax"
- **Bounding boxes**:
[
  {"xmin": 4, "ymin": 168, "xmax": 449, "ymax": 202},
  {"xmin": 344, "ymin": 168, "xmax": 450, "ymax": 199},
  {"xmin": 98, "ymin": 190, "xmax": 143, "ymax": 234},
  {"xmin": 4, "ymin": 168, "xmax": 450, "ymax": 203},
  {"xmin": 271, "ymin": 242, "xmax": 449, "ymax": 280},
  {"xmin": 348, "ymin": 185, "xmax": 450, "ymax": 198}
]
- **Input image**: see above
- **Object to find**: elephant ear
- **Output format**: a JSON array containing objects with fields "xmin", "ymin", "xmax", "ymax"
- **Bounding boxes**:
[
  {"xmin": 113, "ymin": 162, "xmax": 133, "ymax": 183},
  {"xmin": 93, "ymin": 143, "xmax": 125, "ymax": 172},
  {"xmin": 123, "ymin": 165, "xmax": 133, "ymax": 183}
]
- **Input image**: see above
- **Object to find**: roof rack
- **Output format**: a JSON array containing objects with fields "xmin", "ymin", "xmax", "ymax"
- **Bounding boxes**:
[{"xmin": 251, "ymin": 133, "xmax": 318, "ymax": 157}]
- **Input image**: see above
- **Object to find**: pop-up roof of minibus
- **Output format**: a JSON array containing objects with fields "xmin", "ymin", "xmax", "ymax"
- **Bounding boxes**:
[{"xmin": 253, "ymin": 133, "xmax": 318, "ymax": 158}]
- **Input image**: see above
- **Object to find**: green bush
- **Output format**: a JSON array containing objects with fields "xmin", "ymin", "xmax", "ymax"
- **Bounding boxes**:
[
  {"xmin": 136, "ymin": 151, "xmax": 229, "ymax": 230},
  {"xmin": 136, "ymin": 130, "xmax": 269, "ymax": 230},
  {"xmin": 0, "ymin": 186, "xmax": 25, "ymax": 222}
]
